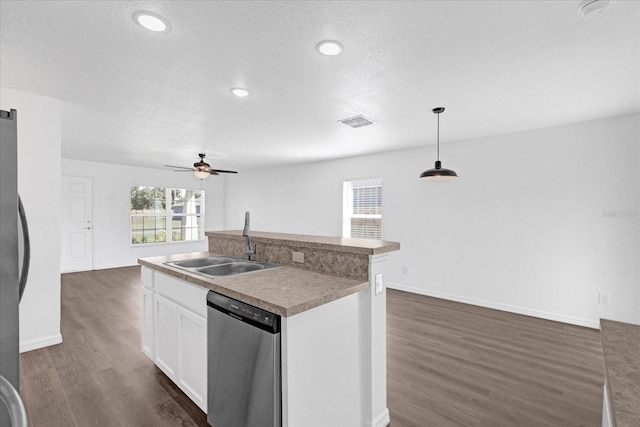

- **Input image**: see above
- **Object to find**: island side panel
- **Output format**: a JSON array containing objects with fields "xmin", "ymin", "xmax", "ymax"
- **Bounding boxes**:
[
  {"xmin": 366, "ymin": 253, "xmax": 391, "ymax": 427},
  {"xmin": 281, "ymin": 291, "xmax": 363, "ymax": 427},
  {"xmin": 141, "ymin": 266, "xmax": 154, "ymax": 360}
]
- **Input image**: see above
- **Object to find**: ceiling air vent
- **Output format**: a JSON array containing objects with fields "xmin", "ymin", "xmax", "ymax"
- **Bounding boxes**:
[{"xmin": 338, "ymin": 115, "xmax": 376, "ymax": 128}]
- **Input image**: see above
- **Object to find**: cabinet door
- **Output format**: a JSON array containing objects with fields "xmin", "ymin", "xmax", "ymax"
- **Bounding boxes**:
[
  {"xmin": 177, "ymin": 305, "xmax": 208, "ymax": 412},
  {"xmin": 142, "ymin": 287, "xmax": 154, "ymax": 360},
  {"xmin": 154, "ymin": 293, "xmax": 178, "ymax": 380}
]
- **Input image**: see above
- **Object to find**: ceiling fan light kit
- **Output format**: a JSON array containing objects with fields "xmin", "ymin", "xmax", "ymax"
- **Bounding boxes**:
[
  {"xmin": 193, "ymin": 169, "xmax": 211, "ymax": 180},
  {"xmin": 419, "ymin": 107, "xmax": 458, "ymax": 180},
  {"xmin": 165, "ymin": 153, "xmax": 238, "ymax": 180}
]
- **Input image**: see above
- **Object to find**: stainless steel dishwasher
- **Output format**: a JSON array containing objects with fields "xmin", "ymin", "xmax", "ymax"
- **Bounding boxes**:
[{"xmin": 207, "ymin": 290, "xmax": 281, "ymax": 427}]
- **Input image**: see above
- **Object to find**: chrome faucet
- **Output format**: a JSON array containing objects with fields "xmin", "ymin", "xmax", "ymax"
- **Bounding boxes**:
[{"xmin": 243, "ymin": 211, "xmax": 254, "ymax": 260}]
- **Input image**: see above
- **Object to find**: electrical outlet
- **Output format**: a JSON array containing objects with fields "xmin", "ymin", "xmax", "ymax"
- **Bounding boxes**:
[
  {"xmin": 598, "ymin": 292, "xmax": 610, "ymax": 305},
  {"xmin": 375, "ymin": 274, "xmax": 383, "ymax": 295},
  {"xmin": 292, "ymin": 251, "xmax": 304, "ymax": 263},
  {"xmin": 402, "ymin": 265, "xmax": 409, "ymax": 275}
]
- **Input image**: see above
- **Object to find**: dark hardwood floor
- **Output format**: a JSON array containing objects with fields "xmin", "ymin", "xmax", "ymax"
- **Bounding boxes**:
[
  {"xmin": 387, "ymin": 289, "xmax": 604, "ymax": 427},
  {"xmin": 20, "ymin": 267, "xmax": 208, "ymax": 427},
  {"xmin": 20, "ymin": 267, "xmax": 604, "ymax": 426}
]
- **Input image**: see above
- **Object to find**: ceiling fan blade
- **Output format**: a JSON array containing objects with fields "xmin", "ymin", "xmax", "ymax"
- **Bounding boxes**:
[
  {"xmin": 165, "ymin": 164, "xmax": 194, "ymax": 170},
  {"xmin": 210, "ymin": 169, "xmax": 238, "ymax": 174},
  {"xmin": 173, "ymin": 170, "xmax": 194, "ymax": 172}
]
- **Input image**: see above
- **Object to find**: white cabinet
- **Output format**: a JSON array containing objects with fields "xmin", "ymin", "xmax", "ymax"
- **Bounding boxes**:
[
  {"xmin": 140, "ymin": 267, "xmax": 208, "ymax": 413},
  {"xmin": 154, "ymin": 293, "xmax": 179, "ymax": 380},
  {"xmin": 177, "ymin": 305, "xmax": 207, "ymax": 410}
]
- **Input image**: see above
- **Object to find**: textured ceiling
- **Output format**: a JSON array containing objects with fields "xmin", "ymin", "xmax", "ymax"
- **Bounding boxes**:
[{"xmin": 1, "ymin": 0, "xmax": 638, "ymax": 172}]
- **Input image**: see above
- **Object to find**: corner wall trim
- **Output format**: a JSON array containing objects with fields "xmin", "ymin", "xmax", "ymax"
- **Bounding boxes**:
[
  {"xmin": 20, "ymin": 334, "xmax": 63, "ymax": 353},
  {"xmin": 386, "ymin": 282, "xmax": 599, "ymax": 329}
]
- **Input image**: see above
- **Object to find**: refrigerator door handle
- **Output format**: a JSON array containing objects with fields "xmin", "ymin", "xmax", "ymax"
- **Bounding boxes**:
[
  {"xmin": 0, "ymin": 375, "xmax": 27, "ymax": 427},
  {"xmin": 17, "ymin": 195, "xmax": 30, "ymax": 303}
]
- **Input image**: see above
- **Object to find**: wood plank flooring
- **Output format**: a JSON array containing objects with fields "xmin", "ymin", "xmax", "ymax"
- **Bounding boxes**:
[
  {"xmin": 19, "ymin": 267, "xmax": 604, "ymax": 426},
  {"xmin": 20, "ymin": 267, "xmax": 208, "ymax": 427},
  {"xmin": 387, "ymin": 289, "xmax": 604, "ymax": 427}
]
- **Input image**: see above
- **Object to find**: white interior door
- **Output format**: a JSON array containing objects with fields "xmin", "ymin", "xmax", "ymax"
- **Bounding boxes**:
[{"xmin": 61, "ymin": 176, "xmax": 93, "ymax": 272}]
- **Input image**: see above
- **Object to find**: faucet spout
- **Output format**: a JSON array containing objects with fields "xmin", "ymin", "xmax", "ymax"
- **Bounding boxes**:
[
  {"xmin": 242, "ymin": 211, "xmax": 250, "ymax": 237},
  {"xmin": 243, "ymin": 211, "xmax": 254, "ymax": 260}
]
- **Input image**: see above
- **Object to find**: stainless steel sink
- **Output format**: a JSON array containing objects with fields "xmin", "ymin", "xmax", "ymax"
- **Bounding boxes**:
[
  {"xmin": 197, "ymin": 262, "xmax": 268, "ymax": 277},
  {"xmin": 164, "ymin": 256, "xmax": 279, "ymax": 278},
  {"xmin": 169, "ymin": 256, "xmax": 239, "ymax": 269}
]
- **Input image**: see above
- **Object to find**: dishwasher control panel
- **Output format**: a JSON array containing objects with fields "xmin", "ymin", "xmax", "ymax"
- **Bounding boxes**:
[
  {"xmin": 207, "ymin": 290, "xmax": 281, "ymax": 333},
  {"xmin": 228, "ymin": 300, "xmax": 275, "ymax": 327}
]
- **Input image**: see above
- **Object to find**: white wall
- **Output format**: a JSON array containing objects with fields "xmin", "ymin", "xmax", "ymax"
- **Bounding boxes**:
[
  {"xmin": 61, "ymin": 159, "xmax": 225, "ymax": 270},
  {"xmin": 1, "ymin": 87, "xmax": 63, "ymax": 351},
  {"xmin": 224, "ymin": 114, "xmax": 640, "ymax": 327}
]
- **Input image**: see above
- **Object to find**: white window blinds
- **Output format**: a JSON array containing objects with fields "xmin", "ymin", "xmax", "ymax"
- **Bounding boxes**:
[{"xmin": 343, "ymin": 178, "xmax": 382, "ymax": 240}]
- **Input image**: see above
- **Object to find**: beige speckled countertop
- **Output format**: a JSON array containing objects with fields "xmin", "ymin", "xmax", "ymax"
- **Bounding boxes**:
[
  {"xmin": 138, "ymin": 252, "xmax": 369, "ymax": 317},
  {"xmin": 600, "ymin": 319, "xmax": 640, "ymax": 427},
  {"xmin": 206, "ymin": 230, "xmax": 400, "ymax": 255}
]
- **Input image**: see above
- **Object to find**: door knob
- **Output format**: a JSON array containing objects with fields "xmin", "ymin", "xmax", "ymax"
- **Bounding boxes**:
[{"xmin": 83, "ymin": 226, "xmax": 92, "ymax": 230}]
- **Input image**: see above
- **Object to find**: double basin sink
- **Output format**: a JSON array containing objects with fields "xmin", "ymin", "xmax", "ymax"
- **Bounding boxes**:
[{"xmin": 164, "ymin": 256, "xmax": 279, "ymax": 278}]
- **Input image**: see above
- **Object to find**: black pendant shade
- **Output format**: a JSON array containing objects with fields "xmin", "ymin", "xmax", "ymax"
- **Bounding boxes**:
[
  {"xmin": 419, "ymin": 160, "xmax": 458, "ymax": 179},
  {"xmin": 420, "ymin": 107, "xmax": 458, "ymax": 180}
]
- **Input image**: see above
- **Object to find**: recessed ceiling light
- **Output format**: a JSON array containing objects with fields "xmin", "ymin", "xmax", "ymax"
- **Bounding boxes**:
[
  {"xmin": 316, "ymin": 40, "xmax": 343, "ymax": 56},
  {"xmin": 230, "ymin": 88, "xmax": 251, "ymax": 98},
  {"xmin": 133, "ymin": 11, "xmax": 171, "ymax": 33}
]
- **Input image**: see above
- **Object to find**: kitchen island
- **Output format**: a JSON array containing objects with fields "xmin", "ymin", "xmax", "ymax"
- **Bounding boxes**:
[{"xmin": 139, "ymin": 231, "xmax": 399, "ymax": 427}]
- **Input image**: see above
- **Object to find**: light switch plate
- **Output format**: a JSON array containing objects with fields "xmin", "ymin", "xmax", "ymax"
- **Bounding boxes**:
[
  {"xmin": 292, "ymin": 251, "xmax": 304, "ymax": 263},
  {"xmin": 375, "ymin": 273, "xmax": 383, "ymax": 295}
]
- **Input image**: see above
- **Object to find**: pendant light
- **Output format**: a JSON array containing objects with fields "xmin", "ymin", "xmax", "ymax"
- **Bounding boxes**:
[{"xmin": 419, "ymin": 107, "xmax": 458, "ymax": 180}]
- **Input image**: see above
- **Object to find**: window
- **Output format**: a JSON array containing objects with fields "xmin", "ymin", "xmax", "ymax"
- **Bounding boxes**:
[
  {"xmin": 343, "ymin": 178, "xmax": 382, "ymax": 240},
  {"xmin": 130, "ymin": 186, "xmax": 204, "ymax": 245}
]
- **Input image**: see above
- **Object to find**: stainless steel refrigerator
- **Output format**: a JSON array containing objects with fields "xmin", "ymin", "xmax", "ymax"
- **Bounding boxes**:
[{"xmin": 0, "ymin": 108, "xmax": 30, "ymax": 426}]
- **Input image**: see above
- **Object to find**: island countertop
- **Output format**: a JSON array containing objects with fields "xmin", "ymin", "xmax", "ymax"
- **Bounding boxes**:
[
  {"xmin": 138, "ymin": 252, "xmax": 369, "ymax": 317},
  {"xmin": 600, "ymin": 319, "xmax": 640, "ymax": 427}
]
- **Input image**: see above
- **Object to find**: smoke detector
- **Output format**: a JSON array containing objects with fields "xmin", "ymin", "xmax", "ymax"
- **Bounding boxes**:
[
  {"xmin": 578, "ymin": 0, "xmax": 610, "ymax": 17},
  {"xmin": 338, "ymin": 115, "xmax": 376, "ymax": 128}
]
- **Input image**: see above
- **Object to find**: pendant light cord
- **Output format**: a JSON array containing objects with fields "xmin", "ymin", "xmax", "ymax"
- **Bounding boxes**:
[{"xmin": 436, "ymin": 111, "xmax": 440, "ymax": 161}]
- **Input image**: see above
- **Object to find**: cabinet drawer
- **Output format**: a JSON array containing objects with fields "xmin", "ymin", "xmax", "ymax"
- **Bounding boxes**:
[{"xmin": 154, "ymin": 272, "xmax": 208, "ymax": 317}]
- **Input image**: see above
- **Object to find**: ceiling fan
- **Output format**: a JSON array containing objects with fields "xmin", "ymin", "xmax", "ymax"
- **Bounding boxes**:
[{"xmin": 165, "ymin": 153, "xmax": 238, "ymax": 180}]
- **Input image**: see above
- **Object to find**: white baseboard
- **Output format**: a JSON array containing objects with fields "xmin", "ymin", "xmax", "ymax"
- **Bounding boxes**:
[
  {"xmin": 20, "ymin": 334, "xmax": 63, "ymax": 353},
  {"xmin": 61, "ymin": 262, "xmax": 139, "ymax": 274},
  {"xmin": 373, "ymin": 408, "xmax": 390, "ymax": 427},
  {"xmin": 386, "ymin": 282, "xmax": 599, "ymax": 329},
  {"xmin": 60, "ymin": 266, "xmax": 93, "ymax": 273},
  {"xmin": 93, "ymin": 262, "xmax": 139, "ymax": 271}
]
